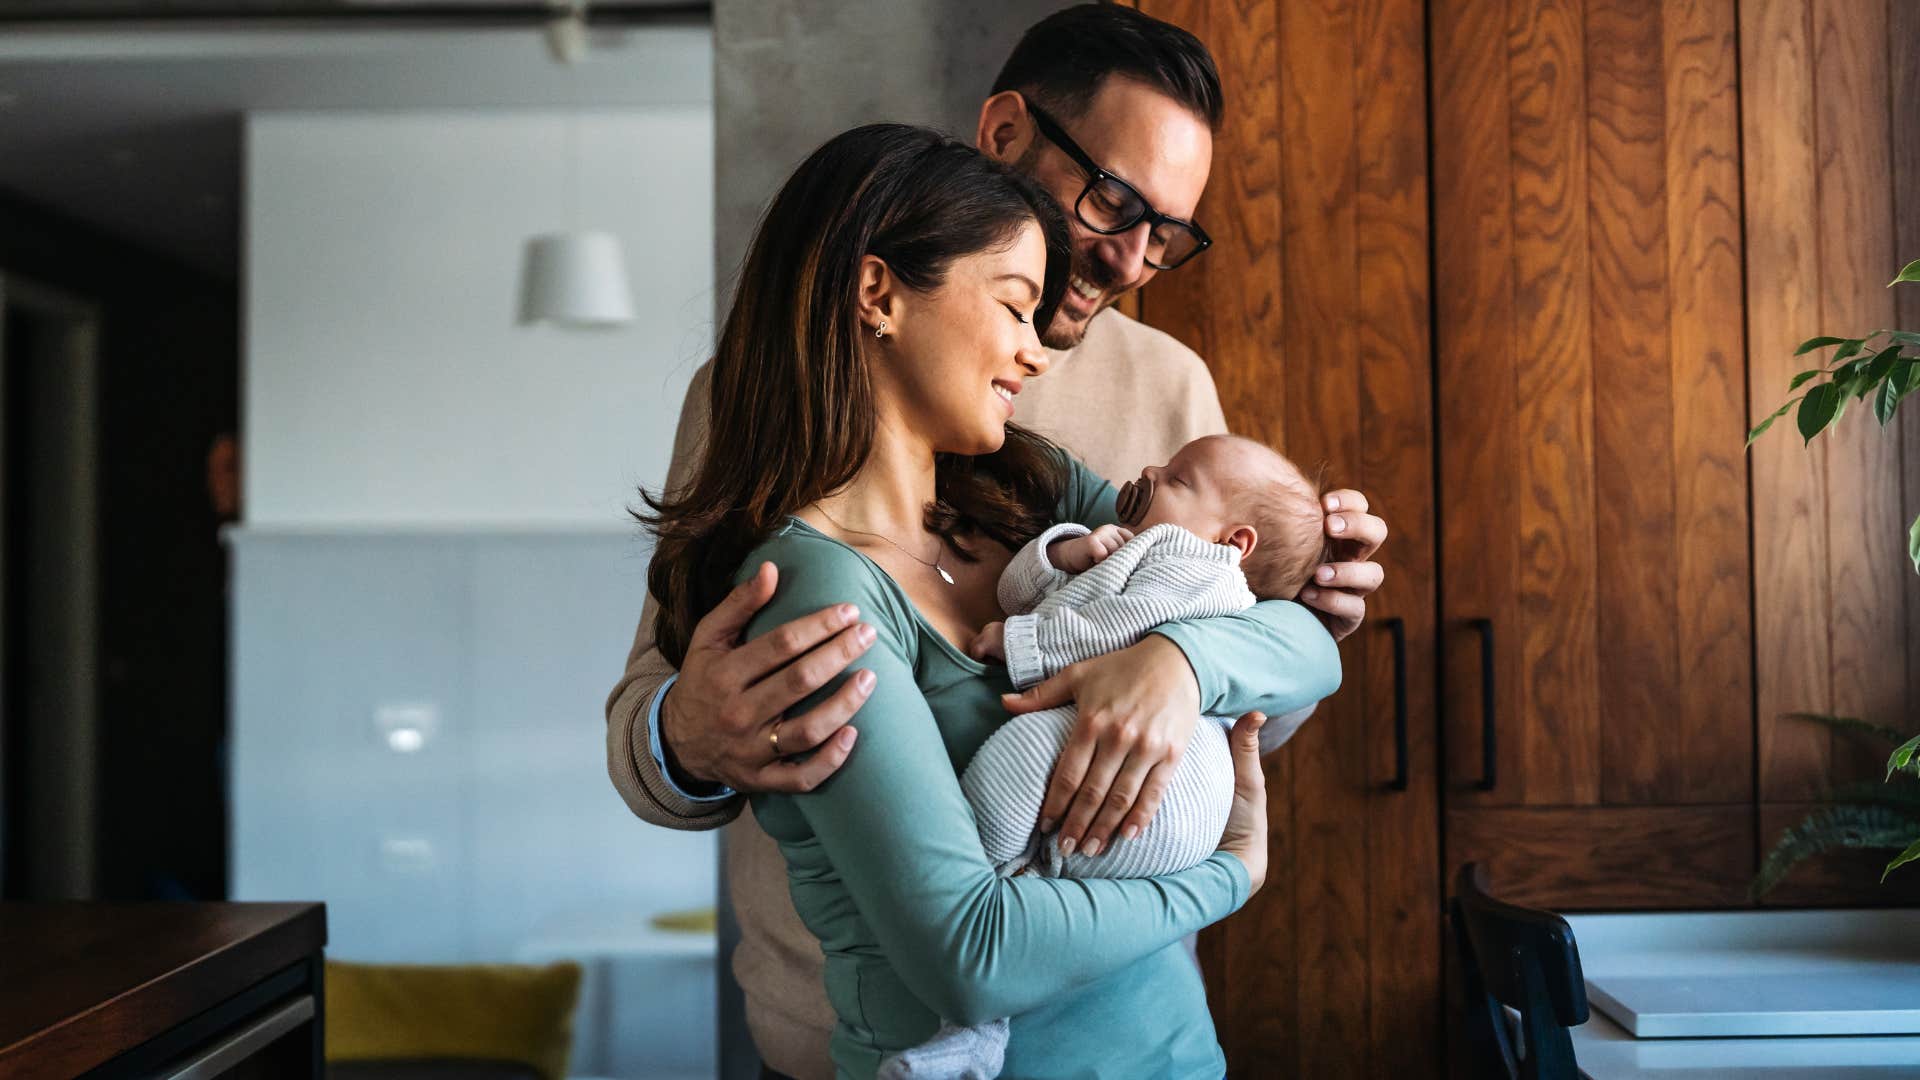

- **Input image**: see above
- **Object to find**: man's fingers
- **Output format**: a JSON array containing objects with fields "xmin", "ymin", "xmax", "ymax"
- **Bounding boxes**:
[
  {"xmin": 1118, "ymin": 761, "xmax": 1176, "ymax": 840},
  {"xmin": 748, "ymin": 622, "xmax": 877, "ymax": 717},
  {"xmin": 1003, "ymin": 674, "xmax": 1075, "ymax": 716},
  {"xmin": 767, "ymin": 669, "xmax": 876, "ymax": 759},
  {"xmin": 1039, "ymin": 732, "xmax": 1095, "ymax": 832},
  {"xmin": 1327, "ymin": 509, "xmax": 1388, "ymax": 563},
  {"xmin": 1298, "ymin": 585, "xmax": 1366, "ymax": 623},
  {"xmin": 730, "ymin": 602, "xmax": 864, "ymax": 684},
  {"xmin": 690, "ymin": 561, "xmax": 778, "ymax": 649},
  {"xmin": 1308, "ymin": 560, "xmax": 1385, "ymax": 596},
  {"xmin": 1322, "ymin": 488, "xmax": 1370, "ymax": 516},
  {"xmin": 751, "ymin": 726, "xmax": 859, "ymax": 794},
  {"xmin": 1083, "ymin": 752, "xmax": 1158, "ymax": 851}
]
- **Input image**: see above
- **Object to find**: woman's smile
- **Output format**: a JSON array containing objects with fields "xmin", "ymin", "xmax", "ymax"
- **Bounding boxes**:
[{"xmin": 992, "ymin": 377, "xmax": 1022, "ymax": 417}]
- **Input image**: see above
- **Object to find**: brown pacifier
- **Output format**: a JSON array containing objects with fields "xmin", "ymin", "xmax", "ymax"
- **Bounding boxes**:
[{"xmin": 1116, "ymin": 476, "xmax": 1153, "ymax": 526}]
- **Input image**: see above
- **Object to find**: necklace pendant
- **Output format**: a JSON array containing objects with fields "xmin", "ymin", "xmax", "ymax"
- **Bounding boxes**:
[{"xmin": 937, "ymin": 565, "xmax": 956, "ymax": 585}]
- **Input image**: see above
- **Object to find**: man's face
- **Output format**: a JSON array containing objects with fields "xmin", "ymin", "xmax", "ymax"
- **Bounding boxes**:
[{"xmin": 1012, "ymin": 77, "xmax": 1213, "ymax": 348}]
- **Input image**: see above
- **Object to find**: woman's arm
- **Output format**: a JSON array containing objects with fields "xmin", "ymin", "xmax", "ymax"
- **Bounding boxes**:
[
  {"xmin": 748, "ymin": 538, "xmax": 1251, "ymax": 1026},
  {"xmin": 1056, "ymin": 455, "xmax": 1343, "ymax": 719}
]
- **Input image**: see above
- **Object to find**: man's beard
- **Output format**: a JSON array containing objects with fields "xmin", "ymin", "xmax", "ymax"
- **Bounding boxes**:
[{"xmin": 1042, "ymin": 253, "xmax": 1126, "ymax": 349}]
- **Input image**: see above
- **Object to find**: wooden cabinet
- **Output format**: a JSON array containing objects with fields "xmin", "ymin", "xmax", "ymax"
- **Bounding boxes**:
[
  {"xmin": 1432, "ymin": 0, "xmax": 1756, "ymax": 909},
  {"xmin": 1132, "ymin": 0, "xmax": 1441, "ymax": 1074},
  {"xmin": 1132, "ymin": 0, "xmax": 1919, "ymax": 1073}
]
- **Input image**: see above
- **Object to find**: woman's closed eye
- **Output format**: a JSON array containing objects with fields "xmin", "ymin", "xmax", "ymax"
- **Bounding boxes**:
[{"xmin": 1004, "ymin": 303, "xmax": 1031, "ymax": 325}]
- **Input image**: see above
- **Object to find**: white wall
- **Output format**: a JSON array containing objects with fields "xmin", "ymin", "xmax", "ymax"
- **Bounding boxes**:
[{"xmin": 244, "ymin": 104, "xmax": 712, "ymax": 527}]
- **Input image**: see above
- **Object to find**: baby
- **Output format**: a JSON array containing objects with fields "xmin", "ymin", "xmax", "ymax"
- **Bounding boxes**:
[{"xmin": 880, "ymin": 434, "xmax": 1330, "ymax": 1080}]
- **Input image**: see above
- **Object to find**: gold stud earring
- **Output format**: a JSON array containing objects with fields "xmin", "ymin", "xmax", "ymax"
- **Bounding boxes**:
[{"xmin": 875, "ymin": 319, "xmax": 888, "ymax": 338}]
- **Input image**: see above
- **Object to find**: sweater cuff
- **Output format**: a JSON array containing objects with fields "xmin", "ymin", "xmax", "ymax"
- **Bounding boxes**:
[
  {"xmin": 1003, "ymin": 613, "xmax": 1046, "ymax": 690},
  {"xmin": 646, "ymin": 674, "xmax": 736, "ymax": 803}
]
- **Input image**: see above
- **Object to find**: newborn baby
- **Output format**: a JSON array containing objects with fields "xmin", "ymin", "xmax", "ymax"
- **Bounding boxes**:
[{"xmin": 880, "ymin": 434, "xmax": 1330, "ymax": 1080}]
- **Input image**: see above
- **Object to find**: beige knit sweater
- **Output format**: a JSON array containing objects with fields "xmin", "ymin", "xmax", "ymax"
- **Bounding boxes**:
[{"xmin": 604, "ymin": 309, "xmax": 1237, "ymax": 1079}]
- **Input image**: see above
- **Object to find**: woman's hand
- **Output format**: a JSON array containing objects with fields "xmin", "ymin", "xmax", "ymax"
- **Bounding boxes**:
[
  {"xmin": 1002, "ymin": 635, "xmax": 1200, "ymax": 857},
  {"xmin": 1215, "ymin": 711, "xmax": 1270, "ymax": 895}
]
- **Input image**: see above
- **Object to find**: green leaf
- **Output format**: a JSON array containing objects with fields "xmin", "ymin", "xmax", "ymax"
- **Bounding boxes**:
[
  {"xmin": 1885, "ymin": 837, "xmax": 1920, "ymax": 881},
  {"xmin": 1877, "ymin": 375, "xmax": 1901, "ymax": 425},
  {"xmin": 1795, "ymin": 335, "xmax": 1850, "ymax": 355},
  {"xmin": 1889, "ymin": 330, "xmax": 1920, "ymax": 347},
  {"xmin": 1832, "ymin": 338, "xmax": 1868, "ymax": 366},
  {"xmin": 1784, "ymin": 712, "xmax": 1914, "ymax": 746},
  {"xmin": 1891, "ymin": 732, "xmax": 1920, "ymax": 780},
  {"xmin": 1911, "ymin": 511, "xmax": 1920, "ymax": 575},
  {"xmin": 1798, "ymin": 382, "xmax": 1845, "ymax": 442},
  {"xmin": 1892, "ymin": 258, "xmax": 1920, "ymax": 286},
  {"xmin": 1789, "ymin": 368, "xmax": 1825, "ymax": 391},
  {"xmin": 1747, "ymin": 395, "xmax": 1804, "ymax": 445},
  {"xmin": 1752, "ymin": 804, "xmax": 1920, "ymax": 898},
  {"xmin": 1856, "ymin": 345, "xmax": 1903, "ymax": 398}
]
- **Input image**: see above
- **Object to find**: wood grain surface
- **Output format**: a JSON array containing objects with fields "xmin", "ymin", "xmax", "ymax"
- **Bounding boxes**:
[
  {"xmin": 1137, "ymin": 0, "xmax": 1439, "ymax": 1074},
  {"xmin": 1447, "ymin": 805, "xmax": 1755, "ymax": 909},
  {"xmin": 0, "ymin": 902, "xmax": 325, "ymax": 1080}
]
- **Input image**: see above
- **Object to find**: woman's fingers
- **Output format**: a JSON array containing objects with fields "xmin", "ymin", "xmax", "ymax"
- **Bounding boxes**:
[
  {"xmin": 1115, "ymin": 758, "xmax": 1177, "ymax": 844},
  {"xmin": 1039, "ymin": 728, "xmax": 1096, "ymax": 833},
  {"xmin": 1220, "ymin": 711, "xmax": 1270, "ymax": 893},
  {"xmin": 1326, "ymin": 507, "xmax": 1388, "ymax": 563},
  {"xmin": 1058, "ymin": 740, "xmax": 1127, "ymax": 856},
  {"xmin": 1230, "ymin": 711, "xmax": 1269, "ymax": 782},
  {"xmin": 1081, "ymin": 749, "xmax": 1161, "ymax": 853},
  {"xmin": 1309, "ymin": 559, "xmax": 1385, "ymax": 596}
]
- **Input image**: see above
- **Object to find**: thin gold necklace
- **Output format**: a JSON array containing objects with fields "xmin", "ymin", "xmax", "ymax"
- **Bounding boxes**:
[{"xmin": 815, "ymin": 504, "xmax": 956, "ymax": 585}]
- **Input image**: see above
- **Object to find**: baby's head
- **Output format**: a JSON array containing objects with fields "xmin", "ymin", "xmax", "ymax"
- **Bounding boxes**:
[{"xmin": 1115, "ymin": 435, "xmax": 1329, "ymax": 600}]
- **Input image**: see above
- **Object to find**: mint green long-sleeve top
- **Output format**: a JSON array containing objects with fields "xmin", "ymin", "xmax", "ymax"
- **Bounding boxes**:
[{"xmin": 742, "ymin": 458, "xmax": 1342, "ymax": 1079}]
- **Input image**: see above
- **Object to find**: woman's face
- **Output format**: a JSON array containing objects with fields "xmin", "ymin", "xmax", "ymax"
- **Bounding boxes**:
[{"xmin": 875, "ymin": 221, "xmax": 1052, "ymax": 456}]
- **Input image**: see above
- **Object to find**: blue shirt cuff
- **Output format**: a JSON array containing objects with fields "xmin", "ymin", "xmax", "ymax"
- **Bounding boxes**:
[{"xmin": 646, "ymin": 673, "xmax": 736, "ymax": 803}]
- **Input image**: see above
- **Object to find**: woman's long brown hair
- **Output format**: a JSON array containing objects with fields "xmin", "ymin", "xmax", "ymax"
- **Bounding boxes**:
[{"xmin": 640, "ymin": 124, "xmax": 1075, "ymax": 667}]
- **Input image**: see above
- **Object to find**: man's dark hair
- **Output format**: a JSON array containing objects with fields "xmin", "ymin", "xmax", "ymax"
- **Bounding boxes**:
[{"xmin": 992, "ymin": 4, "xmax": 1223, "ymax": 129}]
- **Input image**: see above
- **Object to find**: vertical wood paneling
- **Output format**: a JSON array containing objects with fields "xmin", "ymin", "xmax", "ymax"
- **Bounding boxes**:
[
  {"xmin": 1587, "ymin": 0, "xmax": 1681, "ymax": 805},
  {"xmin": 1354, "ymin": 0, "xmax": 1442, "ymax": 1069},
  {"xmin": 1274, "ymin": 0, "xmax": 1369, "ymax": 1069},
  {"xmin": 1895, "ymin": 0, "xmax": 1920, "ymax": 736},
  {"xmin": 1663, "ymin": 0, "xmax": 1752, "ymax": 805},
  {"xmin": 1509, "ymin": 0, "xmax": 1601, "ymax": 807},
  {"xmin": 1812, "ymin": 0, "xmax": 1904, "ymax": 785},
  {"xmin": 1131, "ymin": 3, "xmax": 1293, "ymax": 1070},
  {"xmin": 1743, "ymin": 0, "xmax": 1833, "ymax": 800},
  {"xmin": 1434, "ymin": 0, "xmax": 1522, "ymax": 807}
]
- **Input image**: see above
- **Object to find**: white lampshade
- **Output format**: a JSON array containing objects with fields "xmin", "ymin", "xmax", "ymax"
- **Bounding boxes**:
[{"xmin": 518, "ymin": 230, "xmax": 636, "ymax": 328}]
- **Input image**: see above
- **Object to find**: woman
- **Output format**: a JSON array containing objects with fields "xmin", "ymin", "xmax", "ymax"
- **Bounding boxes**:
[{"xmin": 645, "ymin": 125, "xmax": 1339, "ymax": 1078}]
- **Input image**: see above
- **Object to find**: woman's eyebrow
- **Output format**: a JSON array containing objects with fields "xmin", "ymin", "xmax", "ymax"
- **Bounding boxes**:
[{"xmin": 994, "ymin": 273, "xmax": 1042, "ymax": 300}]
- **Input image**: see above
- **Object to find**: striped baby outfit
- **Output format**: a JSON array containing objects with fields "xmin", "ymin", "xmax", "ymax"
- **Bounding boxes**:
[{"xmin": 879, "ymin": 524, "xmax": 1256, "ymax": 1080}]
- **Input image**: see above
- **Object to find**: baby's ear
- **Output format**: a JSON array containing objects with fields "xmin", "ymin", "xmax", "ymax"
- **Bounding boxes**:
[{"xmin": 1223, "ymin": 524, "xmax": 1258, "ymax": 558}]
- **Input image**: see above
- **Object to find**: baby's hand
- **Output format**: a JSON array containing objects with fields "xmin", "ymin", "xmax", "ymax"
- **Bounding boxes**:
[
  {"xmin": 969, "ymin": 620, "xmax": 1008, "ymax": 662},
  {"xmin": 1048, "ymin": 524, "xmax": 1134, "ymax": 574}
]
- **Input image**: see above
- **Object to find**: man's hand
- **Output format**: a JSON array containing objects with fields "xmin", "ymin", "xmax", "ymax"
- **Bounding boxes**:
[
  {"xmin": 659, "ymin": 561, "xmax": 876, "ymax": 795},
  {"xmin": 1299, "ymin": 488, "xmax": 1387, "ymax": 642},
  {"xmin": 1001, "ymin": 635, "xmax": 1199, "ymax": 857},
  {"xmin": 1047, "ymin": 524, "xmax": 1134, "ymax": 574}
]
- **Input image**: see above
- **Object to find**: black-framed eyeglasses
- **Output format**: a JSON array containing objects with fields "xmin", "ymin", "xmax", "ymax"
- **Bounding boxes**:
[{"xmin": 1027, "ymin": 102, "xmax": 1212, "ymax": 271}]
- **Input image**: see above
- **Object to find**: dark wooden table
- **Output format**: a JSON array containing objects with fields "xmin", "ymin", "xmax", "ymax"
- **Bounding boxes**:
[{"xmin": 0, "ymin": 901, "xmax": 327, "ymax": 1079}]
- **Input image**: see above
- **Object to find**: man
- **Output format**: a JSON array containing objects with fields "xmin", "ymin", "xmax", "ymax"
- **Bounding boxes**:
[{"xmin": 606, "ymin": 7, "xmax": 1388, "ymax": 1077}]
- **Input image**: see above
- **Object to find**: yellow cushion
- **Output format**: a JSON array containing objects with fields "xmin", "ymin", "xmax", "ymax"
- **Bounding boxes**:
[{"xmin": 324, "ymin": 960, "xmax": 582, "ymax": 1080}]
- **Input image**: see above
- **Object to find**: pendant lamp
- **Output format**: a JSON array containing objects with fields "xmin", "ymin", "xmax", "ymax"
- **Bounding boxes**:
[{"xmin": 517, "ymin": 0, "xmax": 635, "ymax": 329}]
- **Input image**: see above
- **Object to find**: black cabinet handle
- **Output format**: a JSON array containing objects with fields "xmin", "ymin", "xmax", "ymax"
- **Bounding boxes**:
[
  {"xmin": 1470, "ymin": 617, "xmax": 1496, "ymax": 791},
  {"xmin": 1384, "ymin": 617, "xmax": 1408, "ymax": 791}
]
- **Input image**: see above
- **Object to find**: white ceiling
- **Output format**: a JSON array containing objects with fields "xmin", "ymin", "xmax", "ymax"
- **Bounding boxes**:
[{"xmin": 0, "ymin": 19, "xmax": 712, "ymax": 278}]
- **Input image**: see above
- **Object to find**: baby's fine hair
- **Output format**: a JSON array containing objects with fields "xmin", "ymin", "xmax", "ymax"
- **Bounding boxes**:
[{"xmin": 1221, "ymin": 437, "xmax": 1332, "ymax": 601}]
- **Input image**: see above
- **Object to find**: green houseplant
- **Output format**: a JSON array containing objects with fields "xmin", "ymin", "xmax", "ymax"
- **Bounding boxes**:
[{"xmin": 1746, "ymin": 257, "xmax": 1920, "ymax": 897}]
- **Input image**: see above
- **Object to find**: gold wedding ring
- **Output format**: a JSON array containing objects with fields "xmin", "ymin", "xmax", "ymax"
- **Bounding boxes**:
[{"xmin": 770, "ymin": 724, "xmax": 783, "ymax": 757}]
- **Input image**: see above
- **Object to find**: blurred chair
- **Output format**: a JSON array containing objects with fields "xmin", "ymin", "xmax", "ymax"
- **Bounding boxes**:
[
  {"xmin": 324, "ymin": 960, "xmax": 581, "ymax": 1080},
  {"xmin": 1449, "ymin": 863, "xmax": 1589, "ymax": 1080}
]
